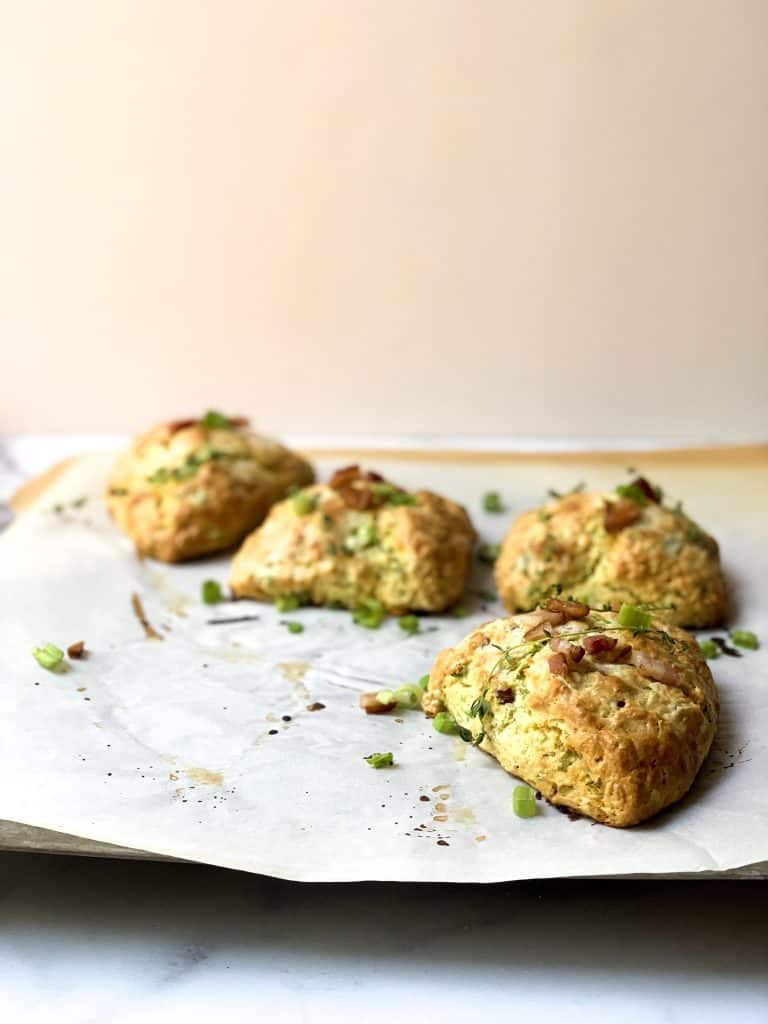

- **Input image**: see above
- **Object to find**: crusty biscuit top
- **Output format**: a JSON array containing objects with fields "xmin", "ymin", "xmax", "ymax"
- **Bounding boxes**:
[
  {"xmin": 494, "ymin": 480, "xmax": 727, "ymax": 627},
  {"xmin": 106, "ymin": 416, "xmax": 313, "ymax": 561},
  {"xmin": 230, "ymin": 465, "xmax": 475, "ymax": 613}
]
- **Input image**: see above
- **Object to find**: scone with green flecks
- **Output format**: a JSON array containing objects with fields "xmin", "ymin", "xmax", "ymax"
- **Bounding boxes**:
[
  {"xmin": 230, "ymin": 465, "xmax": 475, "ymax": 614},
  {"xmin": 106, "ymin": 412, "xmax": 313, "ymax": 562},
  {"xmin": 494, "ymin": 477, "xmax": 727, "ymax": 627},
  {"xmin": 423, "ymin": 600, "xmax": 718, "ymax": 827}
]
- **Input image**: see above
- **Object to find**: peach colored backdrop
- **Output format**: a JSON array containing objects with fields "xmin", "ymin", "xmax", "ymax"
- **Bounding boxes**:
[{"xmin": 1, "ymin": 1, "xmax": 766, "ymax": 441}]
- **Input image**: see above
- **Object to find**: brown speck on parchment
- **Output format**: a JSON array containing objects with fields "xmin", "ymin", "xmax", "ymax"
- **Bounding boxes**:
[
  {"xmin": 67, "ymin": 641, "xmax": 86, "ymax": 659},
  {"xmin": 306, "ymin": 702, "xmax": 325, "ymax": 712},
  {"xmin": 131, "ymin": 593, "xmax": 163, "ymax": 640}
]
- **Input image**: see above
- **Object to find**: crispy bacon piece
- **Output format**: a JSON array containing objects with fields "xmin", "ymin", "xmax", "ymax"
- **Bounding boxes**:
[
  {"xmin": 583, "ymin": 634, "xmax": 617, "ymax": 655},
  {"xmin": 544, "ymin": 597, "xmax": 590, "ymax": 620},
  {"xmin": 583, "ymin": 634, "xmax": 632, "ymax": 663},
  {"xmin": 67, "ymin": 641, "xmax": 86, "ymax": 659},
  {"xmin": 496, "ymin": 688, "xmax": 515, "ymax": 704},
  {"xmin": 629, "ymin": 476, "xmax": 661, "ymax": 503},
  {"xmin": 604, "ymin": 498, "xmax": 642, "ymax": 532},
  {"xmin": 329, "ymin": 465, "xmax": 387, "ymax": 510},
  {"xmin": 329, "ymin": 465, "xmax": 383, "ymax": 489},
  {"xmin": 548, "ymin": 653, "xmax": 569, "ymax": 676},
  {"xmin": 523, "ymin": 609, "xmax": 565, "ymax": 640},
  {"xmin": 550, "ymin": 636, "xmax": 585, "ymax": 664},
  {"xmin": 359, "ymin": 691, "xmax": 397, "ymax": 714},
  {"xmin": 165, "ymin": 418, "xmax": 198, "ymax": 433},
  {"xmin": 631, "ymin": 651, "xmax": 685, "ymax": 689}
]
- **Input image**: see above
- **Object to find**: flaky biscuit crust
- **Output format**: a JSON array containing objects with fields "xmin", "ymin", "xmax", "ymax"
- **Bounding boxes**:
[
  {"xmin": 423, "ymin": 609, "xmax": 718, "ymax": 827},
  {"xmin": 229, "ymin": 482, "xmax": 475, "ymax": 613},
  {"xmin": 106, "ymin": 420, "xmax": 313, "ymax": 562},
  {"xmin": 494, "ymin": 491, "xmax": 727, "ymax": 627}
]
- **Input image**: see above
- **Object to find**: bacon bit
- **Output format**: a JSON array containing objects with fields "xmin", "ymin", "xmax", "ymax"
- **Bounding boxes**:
[
  {"xmin": 583, "ymin": 634, "xmax": 632, "ymax": 663},
  {"xmin": 359, "ymin": 691, "xmax": 396, "ymax": 715},
  {"xmin": 583, "ymin": 634, "xmax": 617, "ymax": 655},
  {"xmin": 630, "ymin": 476, "xmax": 660, "ymax": 503},
  {"xmin": 604, "ymin": 498, "xmax": 642, "ymax": 532},
  {"xmin": 612, "ymin": 644, "xmax": 633, "ymax": 663},
  {"xmin": 631, "ymin": 651, "xmax": 684, "ymax": 688},
  {"xmin": 550, "ymin": 636, "xmax": 585, "ymax": 664},
  {"xmin": 523, "ymin": 609, "xmax": 565, "ymax": 640},
  {"xmin": 329, "ymin": 465, "xmax": 384, "ymax": 489},
  {"xmin": 548, "ymin": 653, "xmax": 569, "ymax": 677},
  {"xmin": 329, "ymin": 465, "xmax": 387, "ymax": 510},
  {"xmin": 545, "ymin": 598, "xmax": 590, "ymax": 621},
  {"xmin": 165, "ymin": 418, "xmax": 198, "ymax": 433},
  {"xmin": 305, "ymin": 702, "xmax": 326, "ymax": 712},
  {"xmin": 496, "ymin": 688, "xmax": 515, "ymax": 704},
  {"xmin": 229, "ymin": 416, "xmax": 250, "ymax": 427},
  {"xmin": 67, "ymin": 641, "xmax": 86, "ymax": 659}
]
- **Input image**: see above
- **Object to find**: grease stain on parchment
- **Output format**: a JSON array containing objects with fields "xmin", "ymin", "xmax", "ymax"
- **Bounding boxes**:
[
  {"xmin": 278, "ymin": 661, "xmax": 312, "ymax": 702},
  {"xmin": 185, "ymin": 767, "xmax": 224, "ymax": 786},
  {"xmin": 148, "ymin": 569, "xmax": 189, "ymax": 617}
]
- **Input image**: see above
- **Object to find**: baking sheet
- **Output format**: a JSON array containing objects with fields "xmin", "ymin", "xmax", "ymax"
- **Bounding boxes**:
[{"xmin": 1, "ymin": 450, "xmax": 767, "ymax": 881}]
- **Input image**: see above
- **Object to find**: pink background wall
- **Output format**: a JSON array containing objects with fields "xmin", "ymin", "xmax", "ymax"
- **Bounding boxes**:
[{"xmin": 2, "ymin": 1, "xmax": 766, "ymax": 441}]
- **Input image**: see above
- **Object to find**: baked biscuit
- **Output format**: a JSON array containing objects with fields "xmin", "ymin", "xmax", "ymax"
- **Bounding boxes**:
[
  {"xmin": 106, "ymin": 413, "xmax": 314, "ymax": 562},
  {"xmin": 494, "ymin": 478, "xmax": 727, "ymax": 627},
  {"xmin": 229, "ymin": 465, "xmax": 475, "ymax": 613},
  {"xmin": 423, "ymin": 600, "xmax": 718, "ymax": 826}
]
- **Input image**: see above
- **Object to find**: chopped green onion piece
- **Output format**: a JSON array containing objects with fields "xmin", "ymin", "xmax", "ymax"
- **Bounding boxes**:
[
  {"xmin": 32, "ymin": 643, "xmax": 65, "ymax": 671},
  {"xmin": 364, "ymin": 751, "xmax": 393, "ymax": 769},
  {"xmin": 398, "ymin": 614, "xmax": 420, "ymax": 636},
  {"xmin": 477, "ymin": 542, "xmax": 501, "ymax": 565},
  {"xmin": 452, "ymin": 605, "xmax": 468, "ymax": 618},
  {"xmin": 730, "ymin": 629, "xmax": 759, "ymax": 650},
  {"xmin": 202, "ymin": 580, "xmax": 223, "ymax": 605},
  {"xmin": 698, "ymin": 639, "xmax": 720, "ymax": 660},
  {"xmin": 346, "ymin": 520, "xmax": 377, "ymax": 550},
  {"xmin": 432, "ymin": 711, "xmax": 458, "ymax": 735},
  {"xmin": 393, "ymin": 684, "xmax": 423, "ymax": 709},
  {"xmin": 284, "ymin": 621, "xmax": 304, "ymax": 634},
  {"xmin": 292, "ymin": 490, "xmax": 318, "ymax": 516},
  {"xmin": 368, "ymin": 483, "xmax": 416, "ymax": 506},
  {"xmin": 615, "ymin": 482, "xmax": 648, "ymax": 504},
  {"xmin": 478, "ymin": 589, "xmax": 497, "ymax": 603},
  {"xmin": 483, "ymin": 491, "xmax": 504, "ymax": 514},
  {"xmin": 513, "ymin": 785, "xmax": 537, "ymax": 818},
  {"xmin": 201, "ymin": 410, "xmax": 231, "ymax": 429},
  {"xmin": 376, "ymin": 688, "xmax": 396, "ymax": 705},
  {"xmin": 616, "ymin": 603, "xmax": 652, "ymax": 631},
  {"xmin": 275, "ymin": 595, "xmax": 300, "ymax": 612},
  {"xmin": 418, "ymin": 674, "xmax": 430, "ymax": 691},
  {"xmin": 352, "ymin": 598, "xmax": 386, "ymax": 629},
  {"xmin": 388, "ymin": 491, "xmax": 416, "ymax": 506}
]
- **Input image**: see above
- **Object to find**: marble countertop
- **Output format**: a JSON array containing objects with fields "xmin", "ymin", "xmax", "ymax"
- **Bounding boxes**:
[{"xmin": 1, "ymin": 436, "xmax": 767, "ymax": 1022}]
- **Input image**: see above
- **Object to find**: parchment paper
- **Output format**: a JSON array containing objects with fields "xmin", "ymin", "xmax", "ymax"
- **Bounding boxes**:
[{"xmin": 1, "ymin": 451, "xmax": 766, "ymax": 881}]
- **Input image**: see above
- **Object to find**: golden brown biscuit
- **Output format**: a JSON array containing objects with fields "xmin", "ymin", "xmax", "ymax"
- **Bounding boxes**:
[
  {"xmin": 423, "ymin": 601, "xmax": 718, "ymax": 827},
  {"xmin": 106, "ymin": 413, "xmax": 314, "ymax": 562},
  {"xmin": 494, "ymin": 478, "xmax": 727, "ymax": 627},
  {"xmin": 230, "ymin": 465, "xmax": 475, "ymax": 614}
]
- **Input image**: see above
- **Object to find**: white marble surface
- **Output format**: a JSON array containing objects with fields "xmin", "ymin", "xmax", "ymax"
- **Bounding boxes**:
[
  {"xmin": 1, "ymin": 436, "xmax": 767, "ymax": 1021},
  {"xmin": 1, "ymin": 852, "xmax": 767, "ymax": 1023}
]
